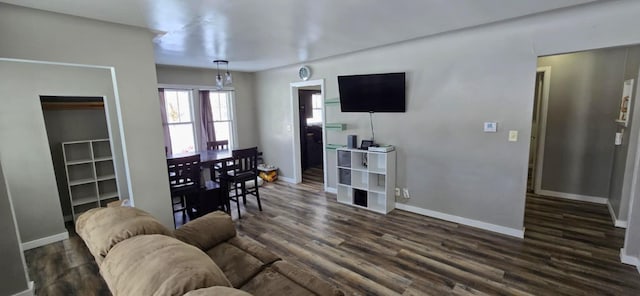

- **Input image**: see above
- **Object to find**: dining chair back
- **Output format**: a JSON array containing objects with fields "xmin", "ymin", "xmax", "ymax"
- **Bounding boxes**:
[
  {"xmin": 167, "ymin": 155, "xmax": 201, "ymax": 226},
  {"xmin": 228, "ymin": 147, "xmax": 262, "ymax": 218},
  {"xmin": 207, "ymin": 140, "xmax": 229, "ymax": 151}
]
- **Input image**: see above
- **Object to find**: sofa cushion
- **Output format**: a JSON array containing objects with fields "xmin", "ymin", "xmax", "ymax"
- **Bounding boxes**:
[
  {"xmin": 240, "ymin": 262, "xmax": 343, "ymax": 296},
  {"xmin": 184, "ymin": 286, "xmax": 253, "ymax": 296},
  {"xmin": 240, "ymin": 266, "xmax": 318, "ymax": 296},
  {"xmin": 174, "ymin": 211, "xmax": 236, "ymax": 251},
  {"xmin": 206, "ymin": 242, "xmax": 265, "ymax": 287},
  {"xmin": 75, "ymin": 207, "xmax": 173, "ymax": 264},
  {"xmin": 227, "ymin": 236, "xmax": 280, "ymax": 266},
  {"xmin": 101, "ymin": 234, "xmax": 231, "ymax": 296}
]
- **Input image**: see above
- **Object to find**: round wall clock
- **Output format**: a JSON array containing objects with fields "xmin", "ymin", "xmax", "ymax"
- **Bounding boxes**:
[{"xmin": 298, "ymin": 65, "xmax": 311, "ymax": 81}]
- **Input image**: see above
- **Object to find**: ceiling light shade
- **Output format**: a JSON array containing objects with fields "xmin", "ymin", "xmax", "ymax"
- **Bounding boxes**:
[{"xmin": 213, "ymin": 60, "xmax": 232, "ymax": 89}]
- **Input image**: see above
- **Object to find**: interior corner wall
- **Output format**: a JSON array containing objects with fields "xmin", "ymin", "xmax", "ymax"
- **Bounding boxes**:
[
  {"xmin": 0, "ymin": 3, "xmax": 174, "ymax": 230},
  {"xmin": 253, "ymin": 0, "xmax": 640, "ymax": 232},
  {"xmin": 0, "ymin": 160, "xmax": 30, "ymax": 296},
  {"xmin": 613, "ymin": 47, "xmax": 640, "ymax": 222},
  {"xmin": 155, "ymin": 65, "xmax": 259, "ymax": 148},
  {"xmin": 537, "ymin": 48, "xmax": 628, "ymax": 199}
]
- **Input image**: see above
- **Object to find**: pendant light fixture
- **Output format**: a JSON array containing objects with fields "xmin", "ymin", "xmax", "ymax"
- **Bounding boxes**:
[{"xmin": 213, "ymin": 60, "xmax": 232, "ymax": 89}]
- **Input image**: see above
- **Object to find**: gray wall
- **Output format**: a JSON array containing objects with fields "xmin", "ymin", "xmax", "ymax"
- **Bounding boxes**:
[
  {"xmin": 0, "ymin": 62, "xmax": 119, "ymax": 242},
  {"xmin": 254, "ymin": 1, "xmax": 640, "ymax": 232},
  {"xmin": 0, "ymin": 3, "xmax": 174, "ymax": 231},
  {"xmin": 155, "ymin": 65, "xmax": 258, "ymax": 148},
  {"xmin": 538, "ymin": 48, "xmax": 627, "ymax": 198},
  {"xmin": 43, "ymin": 109, "xmax": 110, "ymax": 218},
  {"xmin": 0, "ymin": 160, "xmax": 30, "ymax": 296}
]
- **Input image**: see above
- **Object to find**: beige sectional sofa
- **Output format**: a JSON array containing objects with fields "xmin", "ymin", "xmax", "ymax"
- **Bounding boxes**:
[{"xmin": 76, "ymin": 207, "xmax": 343, "ymax": 296}]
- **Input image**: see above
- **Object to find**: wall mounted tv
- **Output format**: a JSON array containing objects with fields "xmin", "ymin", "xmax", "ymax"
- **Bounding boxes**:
[{"xmin": 338, "ymin": 72, "xmax": 406, "ymax": 112}]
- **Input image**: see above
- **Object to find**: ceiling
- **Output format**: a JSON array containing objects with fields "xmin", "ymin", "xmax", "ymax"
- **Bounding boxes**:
[{"xmin": 2, "ymin": 0, "xmax": 599, "ymax": 71}]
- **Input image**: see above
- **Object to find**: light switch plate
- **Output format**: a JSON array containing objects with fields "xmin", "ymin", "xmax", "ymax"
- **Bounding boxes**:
[
  {"xmin": 484, "ymin": 122, "xmax": 497, "ymax": 133},
  {"xmin": 508, "ymin": 130, "xmax": 518, "ymax": 142}
]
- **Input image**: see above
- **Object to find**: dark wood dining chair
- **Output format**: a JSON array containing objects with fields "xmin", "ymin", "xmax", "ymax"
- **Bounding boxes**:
[
  {"xmin": 207, "ymin": 140, "xmax": 229, "ymax": 151},
  {"xmin": 227, "ymin": 147, "xmax": 262, "ymax": 218},
  {"xmin": 166, "ymin": 155, "xmax": 201, "ymax": 226}
]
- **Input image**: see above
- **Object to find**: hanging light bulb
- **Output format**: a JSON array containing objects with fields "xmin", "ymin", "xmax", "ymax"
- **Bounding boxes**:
[
  {"xmin": 216, "ymin": 73, "xmax": 224, "ymax": 89},
  {"xmin": 224, "ymin": 60, "xmax": 233, "ymax": 85}
]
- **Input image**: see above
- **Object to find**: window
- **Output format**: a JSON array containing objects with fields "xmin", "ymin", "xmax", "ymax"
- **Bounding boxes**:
[
  {"xmin": 163, "ymin": 89, "xmax": 196, "ymax": 153},
  {"xmin": 306, "ymin": 93, "xmax": 323, "ymax": 125},
  {"xmin": 208, "ymin": 91, "xmax": 235, "ymax": 148}
]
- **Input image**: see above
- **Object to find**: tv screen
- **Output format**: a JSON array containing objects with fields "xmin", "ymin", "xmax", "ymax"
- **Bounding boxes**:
[{"xmin": 338, "ymin": 72, "xmax": 405, "ymax": 112}]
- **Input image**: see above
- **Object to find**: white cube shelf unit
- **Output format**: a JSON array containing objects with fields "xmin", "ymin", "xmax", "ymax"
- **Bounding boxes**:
[
  {"xmin": 336, "ymin": 148, "xmax": 396, "ymax": 214},
  {"xmin": 62, "ymin": 139, "xmax": 119, "ymax": 221}
]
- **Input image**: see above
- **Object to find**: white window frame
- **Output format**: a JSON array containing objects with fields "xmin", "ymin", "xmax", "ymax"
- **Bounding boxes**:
[
  {"xmin": 162, "ymin": 88, "xmax": 197, "ymax": 154},
  {"xmin": 207, "ymin": 91, "xmax": 237, "ymax": 149},
  {"xmin": 306, "ymin": 93, "xmax": 323, "ymax": 125},
  {"xmin": 159, "ymin": 84, "xmax": 238, "ymax": 152}
]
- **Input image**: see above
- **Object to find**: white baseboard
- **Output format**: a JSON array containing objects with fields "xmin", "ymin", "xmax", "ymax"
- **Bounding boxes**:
[
  {"xmin": 607, "ymin": 201, "xmax": 628, "ymax": 228},
  {"xmin": 22, "ymin": 231, "xmax": 69, "ymax": 250},
  {"xmin": 12, "ymin": 281, "xmax": 34, "ymax": 296},
  {"xmin": 395, "ymin": 203, "xmax": 524, "ymax": 239},
  {"xmin": 325, "ymin": 187, "xmax": 337, "ymax": 194},
  {"xmin": 278, "ymin": 176, "xmax": 296, "ymax": 184},
  {"xmin": 620, "ymin": 248, "xmax": 640, "ymax": 275},
  {"xmin": 537, "ymin": 189, "xmax": 608, "ymax": 204}
]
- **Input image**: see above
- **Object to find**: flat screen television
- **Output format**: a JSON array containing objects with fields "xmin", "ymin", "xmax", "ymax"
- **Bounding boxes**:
[{"xmin": 338, "ymin": 72, "xmax": 405, "ymax": 112}]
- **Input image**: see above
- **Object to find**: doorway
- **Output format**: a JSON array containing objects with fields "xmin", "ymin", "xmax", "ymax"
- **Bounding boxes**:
[
  {"xmin": 298, "ymin": 88, "xmax": 324, "ymax": 184},
  {"xmin": 288, "ymin": 79, "xmax": 328, "ymax": 191},
  {"xmin": 40, "ymin": 96, "xmax": 121, "ymax": 223},
  {"xmin": 527, "ymin": 67, "xmax": 551, "ymax": 193}
]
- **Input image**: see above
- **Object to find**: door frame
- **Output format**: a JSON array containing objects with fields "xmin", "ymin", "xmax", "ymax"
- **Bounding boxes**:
[
  {"xmin": 289, "ymin": 79, "xmax": 328, "ymax": 190},
  {"xmin": 533, "ymin": 66, "xmax": 552, "ymax": 194}
]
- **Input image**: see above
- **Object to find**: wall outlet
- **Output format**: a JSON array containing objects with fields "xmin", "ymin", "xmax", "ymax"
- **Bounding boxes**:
[
  {"xmin": 395, "ymin": 188, "xmax": 401, "ymax": 197},
  {"xmin": 402, "ymin": 188, "xmax": 410, "ymax": 199}
]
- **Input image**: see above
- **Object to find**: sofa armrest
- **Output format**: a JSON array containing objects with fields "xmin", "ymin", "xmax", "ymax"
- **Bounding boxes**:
[
  {"xmin": 271, "ymin": 261, "xmax": 344, "ymax": 296},
  {"xmin": 174, "ymin": 211, "xmax": 236, "ymax": 250}
]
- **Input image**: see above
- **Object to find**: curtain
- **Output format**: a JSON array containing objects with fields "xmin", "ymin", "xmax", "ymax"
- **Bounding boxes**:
[
  {"xmin": 158, "ymin": 88, "xmax": 173, "ymax": 155},
  {"xmin": 200, "ymin": 90, "xmax": 216, "ymax": 150}
]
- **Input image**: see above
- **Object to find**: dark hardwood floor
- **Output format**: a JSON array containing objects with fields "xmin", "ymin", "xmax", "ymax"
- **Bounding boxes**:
[
  {"xmin": 303, "ymin": 166, "xmax": 324, "ymax": 184},
  {"xmin": 25, "ymin": 177, "xmax": 640, "ymax": 295}
]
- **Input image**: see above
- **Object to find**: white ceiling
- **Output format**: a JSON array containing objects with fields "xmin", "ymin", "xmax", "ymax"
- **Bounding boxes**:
[{"xmin": 2, "ymin": 0, "xmax": 599, "ymax": 71}]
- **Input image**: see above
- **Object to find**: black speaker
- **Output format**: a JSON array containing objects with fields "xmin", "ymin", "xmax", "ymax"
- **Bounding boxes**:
[{"xmin": 347, "ymin": 135, "xmax": 357, "ymax": 149}]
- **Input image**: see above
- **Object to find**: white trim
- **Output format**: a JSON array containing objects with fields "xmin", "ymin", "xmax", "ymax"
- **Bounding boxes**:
[
  {"xmin": 1, "ymin": 157, "xmax": 32, "ymax": 286},
  {"xmin": 21, "ymin": 231, "xmax": 69, "ymax": 250},
  {"xmin": 326, "ymin": 187, "xmax": 337, "ymax": 194},
  {"xmin": 289, "ymin": 79, "xmax": 326, "ymax": 187},
  {"xmin": 537, "ymin": 189, "xmax": 608, "ymax": 204},
  {"xmin": 620, "ymin": 248, "xmax": 639, "ymax": 266},
  {"xmin": 533, "ymin": 66, "xmax": 551, "ymax": 194},
  {"xmin": 395, "ymin": 203, "xmax": 524, "ymax": 238},
  {"xmin": 278, "ymin": 176, "xmax": 296, "ymax": 184},
  {"xmin": 11, "ymin": 281, "xmax": 34, "ymax": 296},
  {"xmin": 607, "ymin": 200, "xmax": 628, "ymax": 228}
]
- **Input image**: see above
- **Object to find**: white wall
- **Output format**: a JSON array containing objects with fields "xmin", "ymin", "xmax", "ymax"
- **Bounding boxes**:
[
  {"xmin": 155, "ymin": 65, "xmax": 258, "ymax": 148},
  {"xmin": 0, "ymin": 3, "xmax": 174, "ymax": 231},
  {"xmin": 254, "ymin": 1, "xmax": 640, "ymax": 233}
]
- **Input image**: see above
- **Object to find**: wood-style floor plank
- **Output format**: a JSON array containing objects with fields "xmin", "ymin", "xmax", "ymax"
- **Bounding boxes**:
[{"xmin": 24, "ymin": 173, "xmax": 640, "ymax": 295}]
